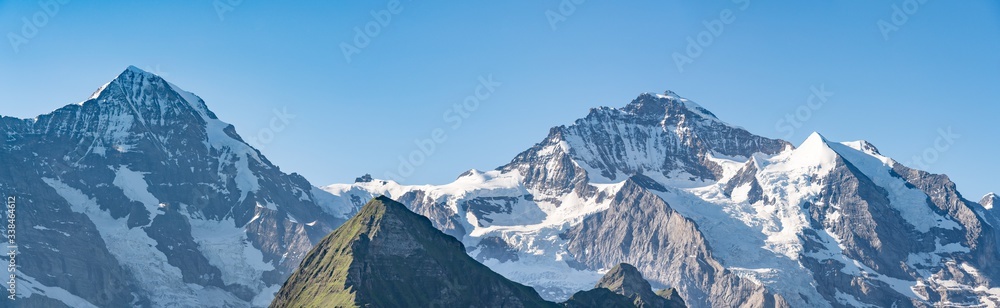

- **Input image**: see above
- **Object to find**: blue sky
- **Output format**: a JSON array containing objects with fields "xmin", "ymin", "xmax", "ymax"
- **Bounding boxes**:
[{"xmin": 2, "ymin": 1, "xmax": 998, "ymax": 199}]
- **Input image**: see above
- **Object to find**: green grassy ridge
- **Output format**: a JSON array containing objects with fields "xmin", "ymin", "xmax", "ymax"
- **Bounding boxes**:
[
  {"xmin": 270, "ymin": 196, "xmax": 554, "ymax": 308},
  {"xmin": 270, "ymin": 196, "xmax": 686, "ymax": 308}
]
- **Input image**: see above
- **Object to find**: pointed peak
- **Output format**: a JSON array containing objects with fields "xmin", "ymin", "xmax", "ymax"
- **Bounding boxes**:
[
  {"xmin": 780, "ymin": 132, "xmax": 840, "ymax": 171},
  {"xmin": 596, "ymin": 263, "xmax": 649, "ymax": 290},
  {"xmin": 595, "ymin": 263, "xmax": 676, "ymax": 308},
  {"xmin": 86, "ymin": 66, "xmax": 162, "ymax": 102},
  {"xmin": 623, "ymin": 91, "xmax": 720, "ymax": 121},
  {"xmin": 797, "ymin": 132, "xmax": 837, "ymax": 153},
  {"xmin": 119, "ymin": 65, "xmax": 165, "ymax": 80},
  {"xmin": 125, "ymin": 65, "xmax": 145, "ymax": 73},
  {"xmin": 365, "ymin": 196, "xmax": 413, "ymax": 216},
  {"xmin": 602, "ymin": 263, "xmax": 643, "ymax": 280},
  {"xmin": 982, "ymin": 193, "xmax": 998, "ymax": 210},
  {"xmin": 370, "ymin": 195, "xmax": 399, "ymax": 207},
  {"xmin": 116, "ymin": 64, "xmax": 175, "ymax": 83},
  {"xmin": 106, "ymin": 65, "xmax": 167, "ymax": 89},
  {"xmin": 804, "ymin": 131, "xmax": 828, "ymax": 144}
]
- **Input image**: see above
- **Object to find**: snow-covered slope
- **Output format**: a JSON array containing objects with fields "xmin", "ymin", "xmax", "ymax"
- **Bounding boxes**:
[
  {"xmin": 325, "ymin": 92, "xmax": 1000, "ymax": 308},
  {"xmin": 983, "ymin": 193, "xmax": 998, "ymax": 211},
  {"xmin": 0, "ymin": 67, "xmax": 356, "ymax": 307}
]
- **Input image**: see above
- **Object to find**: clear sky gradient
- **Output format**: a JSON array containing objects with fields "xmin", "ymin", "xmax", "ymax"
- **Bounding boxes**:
[{"xmin": 2, "ymin": 1, "xmax": 998, "ymax": 199}]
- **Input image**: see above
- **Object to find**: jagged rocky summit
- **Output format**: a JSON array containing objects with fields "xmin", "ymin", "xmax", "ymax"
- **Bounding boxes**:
[
  {"xmin": 0, "ymin": 67, "xmax": 357, "ymax": 307},
  {"xmin": 325, "ymin": 92, "xmax": 1000, "ymax": 307}
]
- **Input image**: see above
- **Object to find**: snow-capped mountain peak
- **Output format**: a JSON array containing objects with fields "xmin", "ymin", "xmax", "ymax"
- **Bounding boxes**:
[
  {"xmin": 766, "ymin": 131, "xmax": 838, "ymax": 173},
  {"xmin": 3, "ymin": 66, "xmax": 355, "ymax": 307},
  {"xmin": 92, "ymin": 66, "xmax": 211, "ymax": 116},
  {"xmin": 326, "ymin": 91, "xmax": 1000, "ymax": 307},
  {"xmin": 622, "ymin": 91, "xmax": 720, "ymax": 122},
  {"xmin": 983, "ymin": 192, "xmax": 998, "ymax": 210}
]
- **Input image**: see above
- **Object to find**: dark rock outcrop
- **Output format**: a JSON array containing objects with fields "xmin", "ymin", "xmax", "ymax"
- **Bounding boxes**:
[
  {"xmin": 564, "ymin": 176, "xmax": 781, "ymax": 308},
  {"xmin": 595, "ymin": 263, "xmax": 687, "ymax": 308}
]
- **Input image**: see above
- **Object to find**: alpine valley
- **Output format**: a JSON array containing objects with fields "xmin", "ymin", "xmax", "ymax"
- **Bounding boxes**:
[{"xmin": 2, "ymin": 67, "xmax": 998, "ymax": 307}]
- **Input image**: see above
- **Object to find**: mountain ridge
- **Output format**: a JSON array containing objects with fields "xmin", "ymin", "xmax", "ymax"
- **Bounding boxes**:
[
  {"xmin": 325, "ymin": 90, "xmax": 1000, "ymax": 307},
  {"xmin": 271, "ymin": 196, "xmax": 687, "ymax": 308},
  {"xmin": 1, "ymin": 66, "xmax": 357, "ymax": 307},
  {"xmin": 271, "ymin": 196, "xmax": 549, "ymax": 307}
]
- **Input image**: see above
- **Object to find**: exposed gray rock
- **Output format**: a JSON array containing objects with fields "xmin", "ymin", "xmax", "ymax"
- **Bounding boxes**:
[
  {"xmin": 722, "ymin": 158, "xmax": 764, "ymax": 204},
  {"xmin": 322, "ymin": 90, "xmax": 1000, "ymax": 307},
  {"xmin": 564, "ymin": 176, "xmax": 782, "ymax": 308},
  {"xmin": 475, "ymin": 236, "xmax": 521, "ymax": 263},
  {"xmin": 0, "ymin": 67, "xmax": 354, "ymax": 307},
  {"xmin": 501, "ymin": 93, "xmax": 789, "ymax": 199},
  {"xmin": 394, "ymin": 190, "xmax": 467, "ymax": 240},
  {"xmin": 891, "ymin": 164, "xmax": 1000, "ymax": 281}
]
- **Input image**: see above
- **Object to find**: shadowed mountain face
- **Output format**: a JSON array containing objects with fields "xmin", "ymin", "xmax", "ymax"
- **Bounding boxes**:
[
  {"xmin": 326, "ymin": 92, "xmax": 1000, "ymax": 307},
  {"xmin": 6, "ymin": 67, "xmax": 997, "ymax": 307},
  {"xmin": 563, "ymin": 176, "xmax": 779, "ymax": 307},
  {"xmin": 563, "ymin": 262, "xmax": 689, "ymax": 308},
  {"xmin": 590, "ymin": 263, "xmax": 687, "ymax": 308},
  {"xmin": 499, "ymin": 92, "xmax": 790, "ymax": 199},
  {"xmin": 270, "ymin": 196, "xmax": 556, "ymax": 308},
  {"xmin": 0, "ymin": 67, "xmax": 356, "ymax": 307}
]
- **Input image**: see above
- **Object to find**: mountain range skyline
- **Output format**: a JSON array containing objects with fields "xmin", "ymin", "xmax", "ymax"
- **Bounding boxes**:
[
  {"xmin": 4, "ymin": 2, "xmax": 999, "ymax": 307},
  {"xmin": 8, "ymin": 65, "xmax": 996, "ymax": 203},
  {"xmin": 3, "ymin": 66, "xmax": 998, "ymax": 307},
  {"xmin": 3, "ymin": 1, "xmax": 998, "ymax": 200}
]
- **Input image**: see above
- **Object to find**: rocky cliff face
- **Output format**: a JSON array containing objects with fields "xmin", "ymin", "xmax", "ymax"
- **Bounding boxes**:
[
  {"xmin": 270, "ymin": 196, "xmax": 555, "ymax": 308},
  {"xmin": 270, "ymin": 196, "xmax": 690, "ymax": 308},
  {"xmin": 500, "ymin": 92, "xmax": 789, "ymax": 199},
  {"xmin": 564, "ymin": 177, "xmax": 777, "ymax": 307},
  {"xmin": 325, "ymin": 91, "xmax": 1000, "ymax": 307},
  {"xmin": 0, "ymin": 67, "xmax": 356, "ymax": 307}
]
